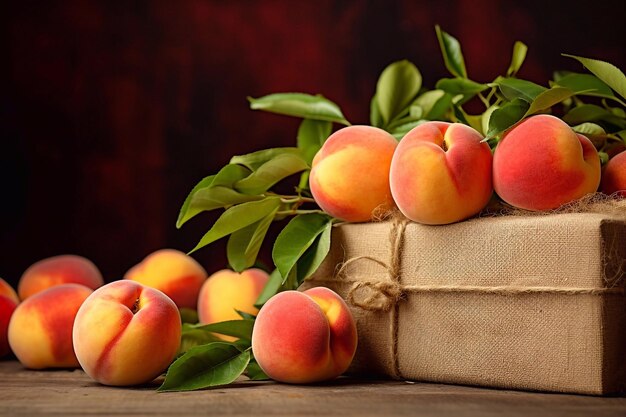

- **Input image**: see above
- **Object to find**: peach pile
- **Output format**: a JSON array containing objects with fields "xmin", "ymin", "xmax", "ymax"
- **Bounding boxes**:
[
  {"xmin": 390, "ymin": 122, "xmax": 493, "ymax": 224},
  {"xmin": 8, "ymin": 284, "xmax": 93, "ymax": 369},
  {"xmin": 252, "ymin": 287, "xmax": 357, "ymax": 384},
  {"xmin": 493, "ymin": 114, "xmax": 601, "ymax": 211},
  {"xmin": 601, "ymin": 151, "xmax": 626, "ymax": 197},
  {"xmin": 124, "ymin": 249, "xmax": 207, "ymax": 309},
  {"xmin": 198, "ymin": 268, "xmax": 268, "ymax": 339},
  {"xmin": 309, "ymin": 125, "xmax": 398, "ymax": 222},
  {"xmin": 18, "ymin": 254, "xmax": 103, "ymax": 300},
  {"xmin": 0, "ymin": 278, "xmax": 19, "ymax": 357},
  {"xmin": 73, "ymin": 280, "xmax": 181, "ymax": 386}
]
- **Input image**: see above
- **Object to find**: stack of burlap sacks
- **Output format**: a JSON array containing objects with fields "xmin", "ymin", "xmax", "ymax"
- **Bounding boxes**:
[{"xmin": 301, "ymin": 203, "xmax": 626, "ymax": 395}]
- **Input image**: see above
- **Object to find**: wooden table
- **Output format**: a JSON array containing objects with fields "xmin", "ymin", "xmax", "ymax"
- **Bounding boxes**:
[{"xmin": 0, "ymin": 360, "xmax": 624, "ymax": 417}]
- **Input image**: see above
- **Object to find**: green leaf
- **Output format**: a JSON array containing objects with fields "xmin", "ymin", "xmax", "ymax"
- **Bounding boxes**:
[
  {"xmin": 246, "ymin": 361, "xmax": 270, "ymax": 381},
  {"xmin": 158, "ymin": 343, "xmax": 250, "ymax": 392},
  {"xmin": 375, "ymin": 60, "xmax": 422, "ymax": 124},
  {"xmin": 295, "ymin": 221, "xmax": 332, "ymax": 284},
  {"xmin": 496, "ymin": 77, "xmax": 547, "ymax": 102},
  {"xmin": 227, "ymin": 206, "xmax": 278, "ymax": 272},
  {"xmin": 391, "ymin": 120, "xmax": 425, "ymax": 140},
  {"xmin": 230, "ymin": 147, "xmax": 302, "ymax": 171},
  {"xmin": 481, "ymin": 105, "xmax": 499, "ymax": 137},
  {"xmin": 178, "ymin": 324, "xmax": 221, "ymax": 355},
  {"xmin": 563, "ymin": 54, "xmax": 626, "ymax": 99},
  {"xmin": 182, "ymin": 187, "xmax": 264, "ymax": 227},
  {"xmin": 413, "ymin": 90, "xmax": 445, "ymax": 118},
  {"xmin": 177, "ymin": 175, "xmax": 215, "ymax": 228},
  {"xmin": 554, "ymin": 73, "xmax": 615, "ymax": 97},
  {"xmin": 179, "ymin": 308, "xmax": 199, "ymax": 324},
  {"xmin": 234, "ymin": 153, "xmax": 309, "ymax": 195},
  {"xmin": 435, "ymin": 78, "xmax": 488, "ymax": 97},
  {"xmin": 272, "ymin": 213, "xmax": 332, "ymax": 282},
  {"xmin": 507, "ymin": 41, "xmax": 528, "ymax": 76},
  {"xmin": 370, "ymin": 94, "xmax": 383, "ymax": 128},
  {"xmin": 562, "ymin": 104, "xmax": 626, "ymax": 128},
  {"xmin": 571, "ymin": 122, "xmax": 607, "ymax": 137},
  {"xmin": 190, "ymin": 197, "xmax": 281, "ymax": 254},
  {"xmin": 454, "ymin": 106, "xmax": 483, "ymax": 134},
  {"xmin": 188, "ymin": 319, "xmax": 255, "ymax": 341},
  {"xmin": 425, "ymin": 92, "xmax": 453, "ymax": 120},
  {"xmin": 487, "ymin": 98, "xmax": 530, "ymax": 138},
  {"xmin": 599, "ymin": 151, "xmax": 609, "ymax": 165},
  {"xmin": 297, "ymin": 119, "xmax": 332, "ymax": 164},
  {"xmin": 177, "ymin": 165, "xmax": 252, "ymax": 228},
  {"xmin": 254, "ymin": 268, "xmax": 283, "ymax": 308},
  {"xmin": 435, "ymin": 25, "xmax": 467, "ymax": 78},
  {"xmin": 524, "ymin": 87, "xmax": 575, "ymax": 117},
  {"xmin": 248, "ymin": 93, "xmax": 350, "ymax": 125}
]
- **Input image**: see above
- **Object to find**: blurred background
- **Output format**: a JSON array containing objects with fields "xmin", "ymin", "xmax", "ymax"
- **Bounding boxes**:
[{"xmin": 1, "ymin": 0, "xmax": 624, "ymax": 286}]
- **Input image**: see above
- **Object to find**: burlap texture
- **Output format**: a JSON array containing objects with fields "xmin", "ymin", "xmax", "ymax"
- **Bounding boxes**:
[{"xmin": 300, "ymin": 212, "xmax": 626, "ymax": 395}]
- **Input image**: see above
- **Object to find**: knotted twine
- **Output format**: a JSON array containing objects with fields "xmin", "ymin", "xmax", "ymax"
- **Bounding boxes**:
[{"xmin": 311, "ymin": 200, "xmax": 626, "ymax": 380}]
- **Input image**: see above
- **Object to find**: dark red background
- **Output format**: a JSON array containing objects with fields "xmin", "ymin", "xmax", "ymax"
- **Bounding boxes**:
[{"xmin": 1, "ymin": 0, "xmax": 624, "ymax": 286}]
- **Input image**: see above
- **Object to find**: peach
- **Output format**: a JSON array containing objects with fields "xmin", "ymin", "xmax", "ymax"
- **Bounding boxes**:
[
  {"xmin": 389, "ymin": 122, "xmax": 493, "ymax": 224},
  {"xmin": 251, "ymin": 287, "xmax": 357, "ymax": 384},
  {"xmin": 124, "ymin": 249, "xmax": 207, "ymax": 309},
  {"xmin": 0, "ymin": 277, "xmax": 19, "ymax": 304},
  {"xmin": 8, "ymin": 284, "xmax": 92, "ymax": 368},
  {"xmin": 0, "ymin": 278, "xmax": 19, "ymax": 357},
  {"xmin": 493, "ymin": 114, "xmax": 601, "ymax": 211},
  {"xmin": 0, "ymin": 297, "xmax": 17, "ymax": 358},
  {"xmin": 72, "ymin": 280, "xmax": 181, "ymax": 386},
  {"xmin": 197, "ymin": 268, "xmax": 268, "ymax": 339},
  {"xmin": 309, "ymin": 125, "xmax": 398, "ymax": 222},
  {"xmin": 18, "ymin": 254, "xmax": 103, "ymax": 300},
  {"xmin": 601, "ymin": 151, "xmax": 626, "ymax": 197}
]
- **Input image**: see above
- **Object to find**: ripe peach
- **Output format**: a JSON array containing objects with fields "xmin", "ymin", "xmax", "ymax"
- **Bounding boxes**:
[
  {"xmin": 72, "ymin": 280, "xmax": 181, "ymax": 386},
  {"xmin": 251, "ymin": 287, "xmax": 357, "ymax": 384},
  {"xmin": 0, "ymin": 296, "xmax": 17, "ymax": 357},
  {"xmin": 0, "ymin": 278, "xmax": 19, "ymax": 357},
  {"xmin": 0, "ymin": 278, "xmax": 19, "ymax": 304},
  {"xmin": 601, "ymin": 151, "xmax": 626, "ymax": 197},
  {"xmin": 124, "ymin": 249, "xmax": 207, "ymax": 309},
  {"xmin": 389, "ymin": 122, "xmax": 493, "ymax": 224},
  {"xmin": 493, "ymin": 114, "xmax": 601, "ymax": 211},
  {"xmin": 18, "ymin": 254, "xmax": 103, "ymax": 300},
  {"xmin": 8, "ymin": 284, "xmax": 92, "ymax": 368},
  {"xmin": 309, "ymin": 125, "xmax": 398, "ymax": 222},
  {"xmin": 197, "ymin": 268, "xmax": 268, "ymax": 339}
]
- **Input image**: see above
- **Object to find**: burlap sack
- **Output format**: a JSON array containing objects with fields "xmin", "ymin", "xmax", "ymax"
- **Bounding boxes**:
[{"xmin": 301, "ymin": 211, "xmax": 626, "ymax": 395}]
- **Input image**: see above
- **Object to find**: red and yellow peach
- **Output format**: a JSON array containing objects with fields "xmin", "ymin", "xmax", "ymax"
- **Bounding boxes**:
[
  {"xmin": 0, "ymin": 278, "xmax": 19, "ymax": 357},
  {"xmin": 601, "ymin": 151, "xmax": 626, "ymax": 197},
  {"xmin": 124, "ymin": 249, "xmax": 207, "ymax": 310},
  {"xmin": 18, "ymin": 255, "xmax": 103, "ymax": 300},
  {"xmin": 72, "ymin": 280, "xmax": 181, "ymax": 386},
  {"xmin": 252, "ymin": 287, "xmax": 357, "ymax": 384},
  {"xmin": 309, "ymin": 125, "xmax": 398, "ymax": 222},
  {"xmin": 197, "ymin": 268, "xmax": 268, "ymax": 339},
  {"xmin": 493, "ymin": 114, "xmax": 601, "ymax": 211},
  {"xmin": 8, "ymin": 284, "xmax": 93, "ymax": 368},
  {"xmin": 390, "ymin": 121, "xmax": 493, "ymax": 224},
  {"xmin": 0, "ymin": 278, "xmax": 19, "ymax": 304}
]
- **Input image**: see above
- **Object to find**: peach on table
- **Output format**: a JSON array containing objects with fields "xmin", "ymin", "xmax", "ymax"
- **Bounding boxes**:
[
  {"xmin": 18, "ymin": 254, "xmax": 103, "ymax": 300},
  {"xmin": 251, "ymin": 287, "xmax": 357, "ymax": 384},
  {"xmin": 73, "ymin": 280, "xmax": 181, "ymax": 386},
  {"xmin": 8, "ymin": 284, "xmax": 93, "ymax": 369}
]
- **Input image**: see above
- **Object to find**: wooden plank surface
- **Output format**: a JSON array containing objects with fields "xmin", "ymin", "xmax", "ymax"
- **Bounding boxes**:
[{"xmin": 0, "ymin": 360, "xmax": 625, "ymax": 417}]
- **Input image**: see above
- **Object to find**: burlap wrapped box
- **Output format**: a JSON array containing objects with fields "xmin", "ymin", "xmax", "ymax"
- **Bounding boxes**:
[{"xmin": 300, "ymin": 211, "xmax": 626, "ymax": 395}]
